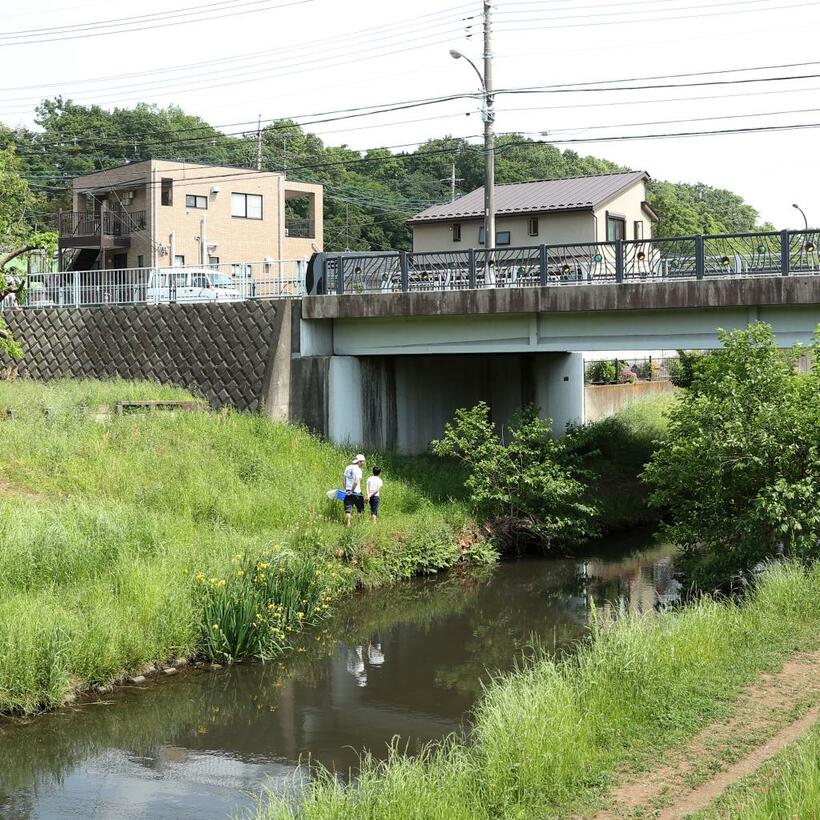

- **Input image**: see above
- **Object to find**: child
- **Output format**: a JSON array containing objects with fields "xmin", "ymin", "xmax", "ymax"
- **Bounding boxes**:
[{"xmin": 365, "ymin": 466, "xmax": 383, "ymax": 523}]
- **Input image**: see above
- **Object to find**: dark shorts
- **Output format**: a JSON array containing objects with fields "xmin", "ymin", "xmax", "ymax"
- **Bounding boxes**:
[
  {"xmin": 369, "ymin": 495, "xmax": 381, "ymax": 516},
  {"xmin": 344, "ymin": 493, "xmax": 364, "ymax": 514}
]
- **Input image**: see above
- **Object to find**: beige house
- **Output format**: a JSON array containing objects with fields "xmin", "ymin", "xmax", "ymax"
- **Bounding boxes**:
[
  {"xmin": 59, "ymin": 159, "xmax": 323, "ymax": 270},
  {"xmin": 409, "ymin": 171, "xmax": 658, "ymax": 252}
]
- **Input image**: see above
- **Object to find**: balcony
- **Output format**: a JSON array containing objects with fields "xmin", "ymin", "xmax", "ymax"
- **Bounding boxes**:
[{"xmin": 58, "ymin": 209, "xmax": 146, "ymax": 248}]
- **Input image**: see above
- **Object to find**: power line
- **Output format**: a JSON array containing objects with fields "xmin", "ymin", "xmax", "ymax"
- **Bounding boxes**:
[
  {"xmin": 0, "ymin": 0, "xmax": 315, "ymax": 47},
  {"xmin": 495, "ymin": 0, "xmax": 820, "ymax": 29},
  {"xmin": 0, "ymin": 3, "xmax": 474, "ymax": 92}
]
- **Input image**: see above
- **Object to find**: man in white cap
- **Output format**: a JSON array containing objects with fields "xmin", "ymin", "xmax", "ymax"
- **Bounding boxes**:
[{"xmin": 342, "ymin": 454, "xmax": 366, "ymax": 526}]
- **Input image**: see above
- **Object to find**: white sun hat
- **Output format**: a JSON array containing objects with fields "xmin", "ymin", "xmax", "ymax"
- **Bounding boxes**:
[{"xmin": 354, "ymin": 453, "xmax": 366, "ymax": 463}]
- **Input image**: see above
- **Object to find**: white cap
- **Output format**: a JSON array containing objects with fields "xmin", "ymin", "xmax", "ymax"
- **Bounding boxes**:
[{"xmin": 354, "ymin": 453, "xmax": 366, "ymax": 463}]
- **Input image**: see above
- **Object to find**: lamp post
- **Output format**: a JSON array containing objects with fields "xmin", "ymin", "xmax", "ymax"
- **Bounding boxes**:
[
  {"xmin": 450, "ymin": 2, "xmax": 494, "ymax": 259},
  {"xmin": 792, "ymin": 203, "xmax": 809, "ymax": 231}
]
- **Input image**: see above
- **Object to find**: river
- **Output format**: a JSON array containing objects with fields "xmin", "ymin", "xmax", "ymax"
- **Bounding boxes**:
[{"xmin": 0, "ymin": 534, "xmax": 679, "ymax": 819}]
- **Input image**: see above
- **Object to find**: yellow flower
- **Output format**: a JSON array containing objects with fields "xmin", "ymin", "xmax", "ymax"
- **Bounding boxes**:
[{"xmin": 212, "ymin": 624, "xmax": 219, "ymax": 630}]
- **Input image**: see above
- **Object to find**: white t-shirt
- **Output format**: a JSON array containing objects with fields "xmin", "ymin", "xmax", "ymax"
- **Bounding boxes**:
[
  {"xmin": 366, "ymin": 476, "xmax": 383, "ymax": 498},
  {"xmin": 343, "ymin": 464, "xmax": 363, "ymax": 493}
]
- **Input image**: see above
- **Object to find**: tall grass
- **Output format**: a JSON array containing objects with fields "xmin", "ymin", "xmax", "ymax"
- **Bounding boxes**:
[
  {"xmin": 695, "ymin": 722, "xmax": 820, "ymax": 819},
  {"xmin": 0, "ymin": 379, "xmax": 474, "ymax": 713},
  {"xmin": 256, "ymin": 561, "xmax": 820, "ymax": 819}
]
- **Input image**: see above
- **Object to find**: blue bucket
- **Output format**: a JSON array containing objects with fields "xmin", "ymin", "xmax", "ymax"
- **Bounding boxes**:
[{"xmin": 335, "ymin": 489, "xmax": 346, "ymax": 501}]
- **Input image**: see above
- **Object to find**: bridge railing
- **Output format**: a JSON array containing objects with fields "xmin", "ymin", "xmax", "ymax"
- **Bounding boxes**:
[{"xmin": 319, "ymin": 229, "xmax": 820, "ymax": 295}]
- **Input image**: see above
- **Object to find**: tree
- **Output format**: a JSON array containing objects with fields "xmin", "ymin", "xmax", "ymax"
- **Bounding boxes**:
[
  {"xmin": 432, "ymin": 402, "xmax": 595, "ymax": 550},
  {"xmin": 0, "ymin": 145, "xmax": 56, "ymax": 358},
  {"xmin": 643, "ymin": 323, "xmax": 820, "ymax": 585}
]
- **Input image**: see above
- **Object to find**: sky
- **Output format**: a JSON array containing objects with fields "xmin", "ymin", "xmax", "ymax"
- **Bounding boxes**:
[{"xmin": 3, "ymin": 0, "xmax": 820, "ymax": 228}]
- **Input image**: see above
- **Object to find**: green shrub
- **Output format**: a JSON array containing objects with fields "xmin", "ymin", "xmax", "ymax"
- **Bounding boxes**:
[
  {"xmin": 644, "ymin": 323, "xmax": 820, "ymax": 585},
  {"xmin": 432, "ymin": 402, "xmax": 595, "ymax": 551}
]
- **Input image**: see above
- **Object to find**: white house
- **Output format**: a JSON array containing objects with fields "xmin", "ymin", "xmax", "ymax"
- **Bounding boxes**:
[{"xmin": 408, "ymin": 171, "xmax": 659, "ymax": 252}]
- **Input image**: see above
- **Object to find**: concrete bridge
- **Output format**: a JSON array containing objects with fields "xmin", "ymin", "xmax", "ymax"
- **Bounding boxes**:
[
  {"xmin": 292, "ymin": 275, "xmax": 820, "ymax": 452},
  {"xmin": 5, "ymin": 229, "xmax": 820, "ymax": 454}
]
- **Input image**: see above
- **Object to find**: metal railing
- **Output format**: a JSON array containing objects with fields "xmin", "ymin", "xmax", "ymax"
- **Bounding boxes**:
[
  {"xmin": 1, "ymin": 259, "xmax": 308, "ymax": 309},
  {"xmin": 314, "ymin": 229, "xmax": 820, "ymax": 295},
  {"xmin": 285, "ymin": 218, "xmax": 315, "ymax": 239},
  {"xmin": 58, "ymin": 210, "xmax": 147, "ymax": 237}
]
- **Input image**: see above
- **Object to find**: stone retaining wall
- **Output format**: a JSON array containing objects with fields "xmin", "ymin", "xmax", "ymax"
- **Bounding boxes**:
[{"xmin": 2, "ymin": 301, "xmax": 287, "ymax": 412}]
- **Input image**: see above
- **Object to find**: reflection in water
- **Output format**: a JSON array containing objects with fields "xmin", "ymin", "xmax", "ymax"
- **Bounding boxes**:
[{"xmin": 0, "ymin": 535, "xmax": 679, "ymax": 820}]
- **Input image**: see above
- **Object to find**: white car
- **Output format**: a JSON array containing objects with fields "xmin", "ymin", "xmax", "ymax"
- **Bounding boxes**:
[{"xmin": 146, "ymin": 268, "xmax": 244, "ymax": 303}]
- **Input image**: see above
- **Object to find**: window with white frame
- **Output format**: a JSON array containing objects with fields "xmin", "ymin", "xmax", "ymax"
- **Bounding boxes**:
[
  {"xmin": 528, "ymin": 217, "xmax": 539, "ymax": 237},
  {"xmin": 185, "ymin": 194, "xmax": 208, "ymax": 209},
  {"xmin": 231, "ymin": 192, "xmax": 263, "ymax": 219}
]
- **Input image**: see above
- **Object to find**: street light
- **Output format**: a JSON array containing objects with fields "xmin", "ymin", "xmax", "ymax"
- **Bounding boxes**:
[
  {"xmin": 792, "ymin": 203, "xmax": 809, "ymax": 231},
  {"xmin": 449, "ymin": 5, "xmax": 495, "ymax": 264}
]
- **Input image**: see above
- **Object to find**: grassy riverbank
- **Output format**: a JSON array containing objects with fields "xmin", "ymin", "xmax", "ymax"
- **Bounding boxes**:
[
  {"xmin": 0, "ymin": 379, "xmax": 480, "ymax": 714},
  {"xmin": 256, "ymin": 560, "xmax": 820, "ymax": 819},
  {"xmin": 695, "ymin": 722, "xmax": 820, "ymax": 818}
]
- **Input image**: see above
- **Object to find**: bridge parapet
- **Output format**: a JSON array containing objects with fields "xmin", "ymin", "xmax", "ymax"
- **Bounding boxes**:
[{"xmin": 310, "ymin": 229, "xmax": 820, "ymax": 297}]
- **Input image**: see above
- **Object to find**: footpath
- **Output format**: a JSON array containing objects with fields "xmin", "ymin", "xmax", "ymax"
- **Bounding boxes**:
[{"xmin": 591, "ymin": 646, "xmax": 820, "ymax": 819}]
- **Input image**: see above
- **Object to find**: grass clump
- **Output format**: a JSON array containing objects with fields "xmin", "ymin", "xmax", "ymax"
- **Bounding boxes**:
[
  {"xmin": 695, "ymin": 722, "xmax": 820, "ymax": 819},
  {"xmin": 0, "ymin": 379, "xmax": 477, "ymax": 713},
  {"xmin": 255, "ymin": 561, "xmax": 820, "ymax": 819}
]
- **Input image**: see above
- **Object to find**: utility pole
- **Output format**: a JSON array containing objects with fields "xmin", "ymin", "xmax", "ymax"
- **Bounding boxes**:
[
  {"xmin": 440, "ymin": 162, "xmax": 465, "ymax": 202},
  {"xmin": 255, "ymin": 114, "xmax": 263, "ymax": 171},
  {"xmin": 483, "ymin": 0, "xmax": 495, "ymax": 253}
]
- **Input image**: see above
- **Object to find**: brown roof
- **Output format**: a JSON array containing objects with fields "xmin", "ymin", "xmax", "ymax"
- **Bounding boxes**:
[{"xmin": 408, "ymin": 171, "xmax": 650, "ymax": 224}]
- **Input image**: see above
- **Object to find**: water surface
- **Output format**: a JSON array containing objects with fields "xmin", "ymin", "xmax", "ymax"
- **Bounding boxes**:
[{"xmin": 0, "ymin": 535, "xmax": 679, "ymax": 819}]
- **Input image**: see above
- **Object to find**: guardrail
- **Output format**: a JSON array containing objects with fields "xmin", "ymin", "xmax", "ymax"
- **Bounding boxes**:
[
  {"xmin": 312, "ymin": 229, "xmax": 820, "ymax": 295},
  {"xmin": 1, "ymin": 260, "xmax": 308, "ymax": 309}
]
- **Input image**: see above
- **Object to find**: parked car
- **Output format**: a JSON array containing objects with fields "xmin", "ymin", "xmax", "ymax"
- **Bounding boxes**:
[{"xmin": 146, "ymin": 268, "xmax": 244, "ymax": 303}]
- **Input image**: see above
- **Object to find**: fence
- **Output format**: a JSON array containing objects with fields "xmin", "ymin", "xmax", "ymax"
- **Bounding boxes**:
[
  {"xmin": 2, "ymin": 260, "xmax": 308, "ymax": 309},
  {"xmin": 584, "ymin": 356, "xmax": 678, "ymax": 384},
  {"xmin": 316, "ymin": 229, "xmax": 820, "ymax": 295}
]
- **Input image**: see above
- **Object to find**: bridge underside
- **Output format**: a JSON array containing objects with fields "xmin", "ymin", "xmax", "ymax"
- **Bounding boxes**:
[
  {"xmin": 289, "ymin": 278, "xmax": 820, "ymax": 453},
  {"xmin": 291, "ymin": 352, "xmax": 583, "ymax": 453}
]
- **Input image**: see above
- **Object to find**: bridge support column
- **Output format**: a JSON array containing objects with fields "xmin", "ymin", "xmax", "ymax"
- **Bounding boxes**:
[
  {"xmin": 328, "ymin": 356, "xmax": 364, "ymax": 447},
  {"xmin": 532, "ymin": 352, "xmax": 585, "ymax": 436}
]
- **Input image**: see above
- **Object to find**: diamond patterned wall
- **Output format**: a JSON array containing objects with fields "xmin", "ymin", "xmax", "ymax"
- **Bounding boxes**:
[{"xmin": 2, "ymin": 300, "xmax": 284, "ymax": 411}]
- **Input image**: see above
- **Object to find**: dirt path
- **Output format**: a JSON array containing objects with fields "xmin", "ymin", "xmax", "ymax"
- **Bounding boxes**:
[{"xmin": 592, "ymin": 647, "xmax": 820, "ymax": 819}]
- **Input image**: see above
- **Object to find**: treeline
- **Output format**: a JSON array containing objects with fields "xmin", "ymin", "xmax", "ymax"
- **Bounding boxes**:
[{"xmin": 3, "ymin": 97, "xmax": 769, "ymax": 252}]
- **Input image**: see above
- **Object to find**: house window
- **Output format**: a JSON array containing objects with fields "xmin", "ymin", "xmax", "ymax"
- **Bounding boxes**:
[
  {"xmin": 208, "ymin": 256, "xmax": 220, "ymax": 266},
  {"xmin": 606, "ymin": 214, "xmax": 626, "ymax": 241},
  {"xmin": 174, "ymin": 255, "xmax": 185, "ymax": 267},
  {"xmin": 185, "ymin": 194, "xmax": 208, "ymax": 209},
  {"xmin": 452, "ymin": 223, "xmax": 462, "ymax": 242},
  {"xmin": 479, "ymin": 227, "xmax": 511, "ymax": 246},
  {"xmin": 633, "ymin": 220, "xmax": 644, "ymax": 240},
  {"xmin": 137, "ymin": 255, "xmax": 144, "ymax": 268},
  {"xmin": 161, "ymin": 178, "xmax": 173, "ymax": 206},
  {"xmin": 231, "ymin": 192, "xmax": 263, "ymax": 219},
  {"xmin": 528, "ymin": 217, "xmax": 539, "ymax": 237}
]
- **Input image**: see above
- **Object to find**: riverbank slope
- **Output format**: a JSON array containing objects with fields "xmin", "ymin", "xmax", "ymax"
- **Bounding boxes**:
[
  {"xmin": 255, "ymin": 560, "xmax": 820, "ymax": 819},
  {"xmin": 0, "ymin": 379, "xmax": 480, "ymax": 714}
]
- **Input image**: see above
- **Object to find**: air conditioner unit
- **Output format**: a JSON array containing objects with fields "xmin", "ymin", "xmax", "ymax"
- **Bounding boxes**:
[{"xmin": 210, "ymin": 185, "xmax": 221, "ymax": 194}]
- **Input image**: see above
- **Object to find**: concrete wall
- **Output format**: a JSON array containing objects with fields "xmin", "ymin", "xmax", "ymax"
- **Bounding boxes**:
[
  {"xmin": 3, "ymin": 300, "xmax": 288, "ymax": 412},
  {"xmin": 288, "ymin": 347, "xmax": 585, "ymax": 453},
  {"xmin": 584, "ymin": 379, "xmax": 677, "ymax": 424}
]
